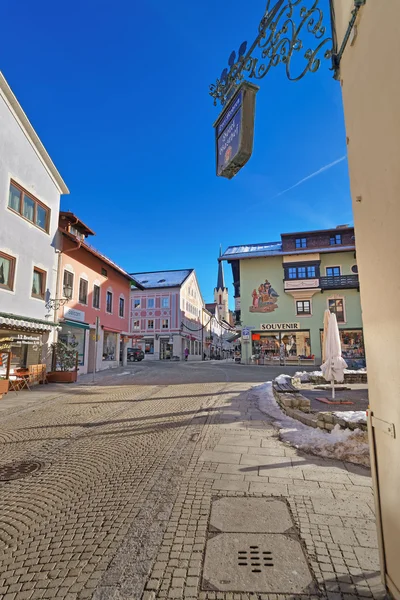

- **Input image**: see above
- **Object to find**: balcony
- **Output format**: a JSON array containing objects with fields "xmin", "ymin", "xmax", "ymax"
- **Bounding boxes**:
[
  {"xmin": 320, "ymin": 274, "xmax": 359, "ymax": 290},
  {"xmin": 284, "ymin": 278, "xmax": 320, "ymax": 291}
]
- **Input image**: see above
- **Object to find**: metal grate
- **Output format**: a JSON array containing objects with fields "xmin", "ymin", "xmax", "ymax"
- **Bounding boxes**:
[
  {"xmin": 238, "ymin": 546, "xmax": 274, "ymax": 572},
  {"xmin": 0, "ymin": 461, "xmax": 41, "ymax": 481}
]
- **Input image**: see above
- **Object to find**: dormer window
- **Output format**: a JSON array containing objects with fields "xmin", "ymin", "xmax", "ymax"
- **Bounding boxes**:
[
  {"xmin": 330, "ymin": 234, "xmax": 342, "ymax": 245},
  {"xmin": 295, "ymin": 238, "xmax": 307, "ymax": 249}
]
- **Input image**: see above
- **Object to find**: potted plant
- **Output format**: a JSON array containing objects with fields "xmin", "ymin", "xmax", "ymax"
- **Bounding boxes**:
[{"xmin": 47, "ymin": 339, "xmax": 79, "ymax": 383}]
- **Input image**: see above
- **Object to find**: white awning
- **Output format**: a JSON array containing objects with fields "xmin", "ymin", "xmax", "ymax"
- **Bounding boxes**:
[{"xmin": 0, "ymin": 315, "xmax": 58, "ymax": 332}]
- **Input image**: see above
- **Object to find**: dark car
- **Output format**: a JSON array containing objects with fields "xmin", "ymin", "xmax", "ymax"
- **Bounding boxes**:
[{"xmin": 127, "ymin": 347, "xmax": 144, "ymax": 362}]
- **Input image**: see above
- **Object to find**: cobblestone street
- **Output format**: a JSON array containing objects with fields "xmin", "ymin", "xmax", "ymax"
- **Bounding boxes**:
[{"xmin": 0, "ymin": 362, "xmax": 384, "ymax": 600}]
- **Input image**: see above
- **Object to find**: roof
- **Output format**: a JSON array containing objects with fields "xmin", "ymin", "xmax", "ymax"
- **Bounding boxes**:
[
  {"xmin": 220, "ymin": 242, "xmax": 356, "ymax": 261},
  {"xmin": 281, "ymin": 225, "xmax": 354, "ymax": 237},
  {"xmin": 61, "ymin": 230, "xmax": 142, "ymax": 286},
  {"xmin": 130, "ymin": 269, "xmax": 194, "ymax": 289},
  {"xmin": 59, "ymin": 212, "xmax": 95, "ymax": 236},
  {"xmin": 205, "ymin": 303, "xmax": 217, "ymax": 315},
  {"xmin": 216, "ymin": 246, "xmax": 226, "ymax": 290},
  {"xmin": 0, "ymin": 72, "xmax": 69, "ymax": 195}
]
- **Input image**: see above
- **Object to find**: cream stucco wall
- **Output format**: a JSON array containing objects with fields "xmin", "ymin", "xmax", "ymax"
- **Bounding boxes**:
[{"xmin": 333, "ymin": 1, "xmax": 400, "ymax": 596}]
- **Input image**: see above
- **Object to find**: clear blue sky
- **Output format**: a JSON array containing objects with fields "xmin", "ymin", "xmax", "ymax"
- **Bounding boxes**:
[{"xmin": 2, "ymin": 0, "xmax": 351, "ymax": 307}]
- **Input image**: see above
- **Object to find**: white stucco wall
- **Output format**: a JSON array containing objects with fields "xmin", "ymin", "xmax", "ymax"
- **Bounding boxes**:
[{"xmin": 0, "ymin": 91, "xmax": 62, "ymax": 321}]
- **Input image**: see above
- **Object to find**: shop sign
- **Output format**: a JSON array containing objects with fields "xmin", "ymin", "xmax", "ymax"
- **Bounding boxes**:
[
  {"xmin": 261, "ymin": 322, "xmax": 300, "ymax": 331},
  {"xmin": 11, "ymin": 334, "xmax": 41, "ymax": 346},
  {"xmin": 64, "ymin": 306, "xmax": 85, "ymax": 322},
  {"xmin": 0, "ymin": 337, "xmax": 13, "ymax": 352},
  {"xmin": 214, "ymin": 81, "xmax": 259, "ymax": 179}
]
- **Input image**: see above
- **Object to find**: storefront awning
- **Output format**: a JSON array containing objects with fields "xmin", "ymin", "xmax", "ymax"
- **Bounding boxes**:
[
  {"xmin": 0, "ymin": 312, "xmax": 58, "ymax": 333},
  {"xmin": 62, "ymin": 320, "xmax": 91, "ymax": 330},
  {"xmin": 102, "ymin": 326, "xmax": 122, "ymax": 333}
]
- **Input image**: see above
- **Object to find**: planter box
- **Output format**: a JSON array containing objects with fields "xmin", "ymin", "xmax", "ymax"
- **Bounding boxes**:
[
  {"xmin": 47, "ymin": 371, "xmax": 77, "ymax": 384},
  {"xmin": 0, "ymin": 379, "xmax": 9, "ymax": 397}
]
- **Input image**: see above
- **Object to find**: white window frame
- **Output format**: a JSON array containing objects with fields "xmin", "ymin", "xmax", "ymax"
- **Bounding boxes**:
[
  {"xmin": 133, "ymin": 298, "xmax": 141, "ymax": 309},
  {"xmin": 295, "ymin": 299, "xmax": 312, "ymax": 316},
  {"xmin": 78, "ymin": 276, "xmax": 89, "ymax": 306},
  {"xmin": 162, "ymin": 318, "xmax": 169, "ymax": 329},
  {"xmin": 162, "ymin": 297, "xmax": 169, "ymax": 308},
  {"xmin": 147, "ymin": 319, "xmax": 154, "ymax": 330},
  {"xmin": 147, "ymin": 298, "xmax": 155, "ymax": 309},
  {"xmin": 133, "ymin": 319, "xmax": 140, "ymax": 330}
]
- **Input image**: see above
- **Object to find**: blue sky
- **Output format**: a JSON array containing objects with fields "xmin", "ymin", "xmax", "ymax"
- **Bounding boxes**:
[{"xmin": 2, "ymin": 0, "xmax": 352, "ymax": 306}]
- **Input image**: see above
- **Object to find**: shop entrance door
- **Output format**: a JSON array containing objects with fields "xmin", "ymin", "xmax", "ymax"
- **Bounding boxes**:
[{"xmin": 160, "ymin": 339, "xmax": 172, "ymax": 360}]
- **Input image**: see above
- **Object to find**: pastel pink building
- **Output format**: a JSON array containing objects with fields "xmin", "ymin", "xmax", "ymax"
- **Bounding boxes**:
[{"xmin": 57, "ymin": 212, "xmax": 142, "ymax": 374}]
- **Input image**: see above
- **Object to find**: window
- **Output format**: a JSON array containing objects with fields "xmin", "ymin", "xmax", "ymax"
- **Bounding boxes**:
[
  {"xmin": 147, "ymin": 298, "xmax": 155, "ymax": 308},
  {"xmin": 162, "ymin": 297, "xmax": 169, "ymax": 308},
  {"xmin": 32, "ymin": 267, "xmax": 46, "ymax": 299},
  {"xmin": 119, "ymin": 297, "xmax": 125, "ymax": 317},
  {"xmin": 307, "ymin": 266, "xmax": 316, "ymax": 278},
  {"xmin": 93, "ymin": 284, "xmax": 100, "ymax": 308},
  {"xmin": 134, "ymin": 298, "xmax": 141, "ymax": 309},
  {"xmin": 63, "ymin": 270, "xmax": 74, "ymax": 299},
  {"xmin": 296, "ymin": 300, "xmax": 311, "ymax": 315},
  {"xmin": 103, "ymin": 331, "xmax": 117, "ymax": 361},
  {"xmin": 0, "ymin": 252, "xmax": 16, "ymax": 291},
  {"xmin": 351, "ymin": 265, "xmax": 358, "ymax": 274},
  {"xmin": 329, "ymin": 298, "xmax": 345, "ymax": 323},
  {"xmin": 145, "ymin": 340, "xmax": 154, "ymax": 354},
  {"xmin": 326, "ymin": 266, "xmax": 341, "ymax": 277},
  {"xmin": 106, "ymin": 291, "xmax": 113, "ymax": 313},
  {"xmin": 330, "ymin": 234, "xmax": 342, "ymax": 245},
  {"xmin": 288, "ymin": 267, "xmax": 297, "ymax": 279},
  {"xmin": 133, "ymin": 319, "xmax": 140, "ymax": 329},
  {"xmin": 8, "ymin": 181, "xmax": 50, "ymax": 232},
  {"xmin": 101, "ymin": 268, "xmax": 108, "ymax": 277},
  {"xmin": 297, "ymin": 267, "xmax": 306, "ymax": 278},
  {"xmin": 295, "ymin": 238, "xmax": 307, "ymax": 249},
  {"xmin": 147, "ymin": 319, "xmax": 154, "ymax": 329},
  {"xmin": 162, "ymin": 319, "xmax": 169, "ymax": 329},
  {"xmin": 79, "ymin": 278, "xmax": 88, "ymax": 304}
]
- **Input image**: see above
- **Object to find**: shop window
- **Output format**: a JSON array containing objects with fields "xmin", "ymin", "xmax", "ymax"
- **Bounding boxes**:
[
  {"xmin": 63, "ymin": 270, "xmax": 74, "ymax": 299},
  {"xmin": 147, "ymin": 319, "xmax": 154, "ymax": 329},
  {"xmin": 145, "ymin": 340, "xmax": 154, "ymax": 354},
  {"xmin": 8, "ymin": 181, "xmax": 50, "ymax": 233},
  {"xmin": 133, "ymin": 319, "xmax": 140, "ymax": 329},
  {"xmin": 60, "ymin": 327, "xmax": 86, "ymax": 366},
  {"xmin": 102, "ymin": 331, "xmax": 117, "ymax": 361},
  {"xmin": 252, "ymin": 331, "xmax": 312, "ymax": 360},
  {"xmin": 0, "ymin": 251, "xmax": 16, "ymax": 291},
  {"xmin": 329, "ymin": 298, "xmax": 345, "ymax": 323},
  {"xmin": 295, "ymin": 238, "xmax": 307, "ymax": 249},
  {"xmin": 119, "ymin": 297, "xmax": 125, "ymax": 317},
  {"xmin": 330, "ymin": 234, "xmax": 342, "ymax": 245},
  {"xmin": 32, "ymin": 267, "xmax": 46, "ymax": 300},
  {"xmin": 326, "ymin": 266, "xmax": 341, "ymax": 277},
  {"xmin": 147, "ymin": 298, "xmax": 155, "ymax": 308},
  {"xmin": 296, "ymin": 300, "xmax": 311, "ymax": 315},
  {"xmin": 93, "ymin": 284, "xmax": 100, "ymax": 308},
  {"xmin": 162, "ymin": 319, "xmax": 169, "ymax": 329},
  {"xmin": 162, "ymin": 297, "xmax": 169, "ymax": 308},
  {"xmin": 134, "ymin": 298, "xmax": 141, "ymax": 309},
  {"xmin": 79, "ymin": 278, "xmax": 88, "ymax": 304},
  {"xmin": 106, "ymin": 291, "xmax": 113, "ymax": 313}
]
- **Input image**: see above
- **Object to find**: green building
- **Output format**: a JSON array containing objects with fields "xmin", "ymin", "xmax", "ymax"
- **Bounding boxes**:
[{"xmin": 221, "ymin": 226, "xmax": 365, "ymax": 368}]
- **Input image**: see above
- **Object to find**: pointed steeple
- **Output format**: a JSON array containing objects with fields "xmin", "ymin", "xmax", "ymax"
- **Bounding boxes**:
[{"xmin": 216, "ymin": 245, "xmax": 226, "ymax": 291}]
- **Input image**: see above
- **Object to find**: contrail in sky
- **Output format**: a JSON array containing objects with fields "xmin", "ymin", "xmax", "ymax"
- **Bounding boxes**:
[{"xmin": 274, "ymin": 155, "xmax": 347, "ymax": 199}]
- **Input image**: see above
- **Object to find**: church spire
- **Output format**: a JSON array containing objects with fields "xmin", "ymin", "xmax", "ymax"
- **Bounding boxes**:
[{"xmin": 216, "ymin": 245, "xmax": 226, "ymax": 290}]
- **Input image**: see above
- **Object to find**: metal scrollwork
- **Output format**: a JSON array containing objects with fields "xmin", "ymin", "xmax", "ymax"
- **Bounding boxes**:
[{"xmin": 209, "ymin": 0, "xmax": 334, "ymax": 106}]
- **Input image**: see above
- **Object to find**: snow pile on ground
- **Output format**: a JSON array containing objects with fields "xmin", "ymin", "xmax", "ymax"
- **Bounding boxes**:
[
  {"xmin": 334, "ymin": 410, "xmax": 367, "ymax": 423},
  {"xmin": 254, "ymin": 382, "xmax": 369, "ymax": 466},
  {"xmin": 274, "ymin": 374, "xmax": 292, "ymax": 384},
  {"xmin": 293, "ymin": 368, "xmax": 367, "ymax": 382}
]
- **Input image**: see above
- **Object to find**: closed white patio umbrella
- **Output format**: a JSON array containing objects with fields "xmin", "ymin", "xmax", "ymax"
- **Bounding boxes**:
[{"xmin": 321, "ymin": 310, "xmax": 347, "ymax": 399}]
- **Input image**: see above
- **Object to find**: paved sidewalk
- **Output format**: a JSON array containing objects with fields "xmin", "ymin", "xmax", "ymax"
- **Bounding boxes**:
[{"xmin": 142, "ymin": 385, "xmax": 384, "ymax": 600}]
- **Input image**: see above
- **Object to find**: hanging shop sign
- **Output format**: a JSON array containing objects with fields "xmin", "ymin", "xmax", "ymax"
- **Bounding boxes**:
[
  {"xmin": 214, "ymin": 81, "xmax": 259, "ymax": 179},
  {"xmin": 261, "ymin": 322, "xmax": 300, "ymax": 331},
  {"xmin": 0, "ymin": 337, "xmax": 13, "ymax": 352},
  {"xmin": 11, "ymin": 335, "xmax": 41, "ymax": 346}
]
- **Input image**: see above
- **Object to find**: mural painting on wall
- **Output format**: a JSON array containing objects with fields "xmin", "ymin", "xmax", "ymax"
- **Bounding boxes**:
[{"xmin": 250, "ymin": 279, "xmax": 279, "ymax": 313}]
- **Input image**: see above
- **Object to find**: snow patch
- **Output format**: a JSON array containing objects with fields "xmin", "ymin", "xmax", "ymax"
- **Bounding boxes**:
[
  {"xmin": 274, "ymin": 374, "xmax": 292, "ymax": 384},
  {"xmin": 253, "ymin": 382, "xmax": 369, "ymax": 466},
  {"xmin": 334, "ymin": 410, "xmax": 367, "ymax": 423}
]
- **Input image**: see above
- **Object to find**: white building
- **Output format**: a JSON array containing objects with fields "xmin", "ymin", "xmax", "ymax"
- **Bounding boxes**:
[
  {"xmin": 0, "ymin": 72, "xmax": 69, "ymax": 369},
  {"xmin": 129, "ymin": 269, "xmax": 205, "ymax": 360}
]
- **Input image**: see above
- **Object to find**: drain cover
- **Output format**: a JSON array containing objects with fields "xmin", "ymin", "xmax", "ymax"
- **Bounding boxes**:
[
  {"xmin": 203, "ymin": 533, "xmax": 314, "ymax": 593},
  {"xmin": 0, "ymin": 461, "xmax": 41, "ymax": 481}
]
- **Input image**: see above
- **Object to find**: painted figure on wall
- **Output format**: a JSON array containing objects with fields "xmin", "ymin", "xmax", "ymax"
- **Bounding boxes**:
[{"xmin": 250, "ymin": 279, "xmax": 279, "ymax": 313}]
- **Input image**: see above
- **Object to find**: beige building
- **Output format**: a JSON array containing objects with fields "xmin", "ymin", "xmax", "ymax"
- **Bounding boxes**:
[{"xmin": 333, "ymin": 1, "xmax": 400, "ymax": 598}]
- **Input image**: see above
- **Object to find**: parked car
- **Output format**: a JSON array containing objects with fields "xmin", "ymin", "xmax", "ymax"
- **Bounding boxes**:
[{"xmin": 124, "ymin": 347, "xmax": 144, "ymax": 362}]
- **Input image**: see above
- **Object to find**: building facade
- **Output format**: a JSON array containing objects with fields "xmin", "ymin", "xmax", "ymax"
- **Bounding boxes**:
[
  {"xmin": 333, "ymin": 1, "xmax": 400, "ymax": 595},
  {"xmin": 222, "ymin": 226, "xmax": 363, "ymax": 366},
  {"xmin": 129, "ymin": 270, "xmax": 205, "ymax": 361},
  {"xmin": 57, "ymin": 212, "xmax": 137, "ymax": 374},
  {"xmin": 0, "ymin": 72, "xmax": 69, "ymax": 370}
]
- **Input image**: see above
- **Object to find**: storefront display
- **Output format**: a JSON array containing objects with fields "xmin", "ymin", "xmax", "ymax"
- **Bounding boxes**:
[
  {"xmin": 252, "ymin": 330, "xmax": 312, "ymax": 360},
  {"xmin": 59, "ymin": 324, "xmax": 86, "ymax": 366},
  {"xmin": 103, "ymin": 331, "xmax": 118, "ymax": 361},
  {"xmin": 320, "ymin": 328, "xmax": 365, "ymax": 368},
  {"xmin": 0, "ymin": 333, "xmax": 42, "ymax": 368},
  {"xmin": 144, "ymin": 339, "xmax": 154, "ymax": 355}
]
